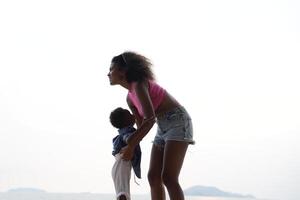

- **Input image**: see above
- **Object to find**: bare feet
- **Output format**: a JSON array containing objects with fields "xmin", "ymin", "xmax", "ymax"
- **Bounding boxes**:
[{"xmin": 118, "ymin": 194, "xmax": 127, "ymax": 200}]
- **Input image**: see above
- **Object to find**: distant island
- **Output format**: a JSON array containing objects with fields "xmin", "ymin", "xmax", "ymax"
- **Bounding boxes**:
[{"xmin": 184, "ymin": 185, "xmax": 255, "ymax": 198}]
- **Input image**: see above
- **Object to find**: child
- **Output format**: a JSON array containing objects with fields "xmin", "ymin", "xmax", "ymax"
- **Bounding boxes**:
[{"xmin": 109, "ymin": 107, "xmax": 142, "ymax": 200}]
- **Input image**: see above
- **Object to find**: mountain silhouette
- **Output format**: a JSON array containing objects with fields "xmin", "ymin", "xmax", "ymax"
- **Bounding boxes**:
[{"xmin": 184, "ymin": 185, "xmax": 255, "ymax": 198}]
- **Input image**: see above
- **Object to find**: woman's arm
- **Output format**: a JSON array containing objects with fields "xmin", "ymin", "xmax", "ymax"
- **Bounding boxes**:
[
  {"xmin": 127, "ymin": 95, "xmax": 143, "ymax": 128},
  {"xmin": 128, "ymin": 81, "xmax": 156, "ymax": 144},
  {"xmin": 121, "ymin": 81, "xmax": 156, "ymax": 160}
]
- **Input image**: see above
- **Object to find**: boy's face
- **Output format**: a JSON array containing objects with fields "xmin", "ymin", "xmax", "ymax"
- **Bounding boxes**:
[{"xmin": 124, "ymin": 111, "xmax": 135, "ymax": 126}]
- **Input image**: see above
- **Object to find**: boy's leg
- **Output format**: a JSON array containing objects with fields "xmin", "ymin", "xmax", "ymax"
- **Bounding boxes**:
[
  {"xmin": 148, "ymin": 144, "xmax": 166, "ymax": 200},
  {"xmin": 112, "ymin": 154, "xmax": 132, "ymax": 200},
  {"xmin": 162, "ymin": 140, "xmax": 188, "ymax": 200}
]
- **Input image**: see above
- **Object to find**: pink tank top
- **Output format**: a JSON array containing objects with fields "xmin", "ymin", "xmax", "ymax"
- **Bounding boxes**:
[{"xmin": 127, "ymin": 80, "xmax": 166, "ymax": 117}]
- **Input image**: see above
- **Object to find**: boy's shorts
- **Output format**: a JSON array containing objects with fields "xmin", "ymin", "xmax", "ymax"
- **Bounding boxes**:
[
  {"xmin": 111, "ymin": 153, "xmax": 132, "ymax": 200},
  {"xmin": 153, "ymin": 106, "xmax": 195, "ymax": 147}
]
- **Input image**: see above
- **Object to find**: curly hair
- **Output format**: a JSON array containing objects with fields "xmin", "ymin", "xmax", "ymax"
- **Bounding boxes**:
[
  {"xmin": 109, "ymin": 107, "xmax": 131, "ymax": 129},
  {"xmin": 111, "ymin": 51, "xmax": 155, "ymax": 83}
]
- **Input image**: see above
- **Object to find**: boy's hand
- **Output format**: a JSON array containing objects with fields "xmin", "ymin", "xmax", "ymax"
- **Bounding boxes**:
[{"xmin": 120, "ymin": 145, "xmax": 134, "ymax": 161}]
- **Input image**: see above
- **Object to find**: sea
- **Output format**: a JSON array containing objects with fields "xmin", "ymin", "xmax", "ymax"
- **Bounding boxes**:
[{"xmin": 0, "ymin": 193, "xmax": 270, "ymax": 200}]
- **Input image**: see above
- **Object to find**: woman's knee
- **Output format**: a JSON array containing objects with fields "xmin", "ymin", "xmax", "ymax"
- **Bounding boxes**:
[
  {"xmin": 161, "ymin": 171, "xmax": 178, "ymax": 187},
  {"xmin": 147, "ymin": 170, "xmax": 162, "ymax": 186}
]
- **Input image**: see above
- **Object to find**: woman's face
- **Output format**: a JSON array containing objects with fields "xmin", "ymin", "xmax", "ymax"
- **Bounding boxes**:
[{"xmin": 107, "ymin": 63, "xmax": 124, "ymax": 85}]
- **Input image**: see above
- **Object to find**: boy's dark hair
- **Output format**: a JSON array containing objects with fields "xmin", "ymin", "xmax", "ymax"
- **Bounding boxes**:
[
  {"xmin": 111, "ymin": 51, "xmax": 155, "ymax": 83},
  {"xmin": 110, "ymin": 107, "xmax": 131, "ymax": 129}
]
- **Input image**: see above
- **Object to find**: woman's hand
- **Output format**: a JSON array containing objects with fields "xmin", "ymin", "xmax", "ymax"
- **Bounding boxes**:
[{"xmin": 120, "ymin": 145, "xmax": 134, "ymax": 161}]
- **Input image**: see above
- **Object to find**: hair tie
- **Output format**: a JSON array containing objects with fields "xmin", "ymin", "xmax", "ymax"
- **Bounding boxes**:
[{"xmin": 121, "ymin": 54, "xmax": 128, "ymax": 65}]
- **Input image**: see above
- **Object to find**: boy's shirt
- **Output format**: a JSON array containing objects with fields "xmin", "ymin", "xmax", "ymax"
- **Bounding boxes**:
[{"xmin": 112, "ymin": 126, "xmax": 142, "ymax": 178}]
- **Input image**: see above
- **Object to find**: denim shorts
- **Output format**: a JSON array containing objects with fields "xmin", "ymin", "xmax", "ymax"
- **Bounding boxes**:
[{"xmin": 153, "ymin": 106, "xmax": 195, "ymax": 147}]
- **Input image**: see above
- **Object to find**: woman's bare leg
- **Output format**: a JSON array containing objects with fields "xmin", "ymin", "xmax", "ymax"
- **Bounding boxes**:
[
  {"xmin": 162, "ymin": 141, "xmax": 188, "ymax": 200},
  {"xmin": 148, "ymin": 144, "xmax": 166, "ymax": 200}
]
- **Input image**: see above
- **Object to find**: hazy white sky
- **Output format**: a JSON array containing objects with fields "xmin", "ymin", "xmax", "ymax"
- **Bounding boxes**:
[{"xmin": 0, "ymin": 1, "xmax": 300, "ymax": 200}]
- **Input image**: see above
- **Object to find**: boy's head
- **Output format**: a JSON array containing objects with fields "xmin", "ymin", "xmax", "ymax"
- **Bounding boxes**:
[{"xmin": 109, "ymin": 107, "xmax": 135, "ymax": 129}]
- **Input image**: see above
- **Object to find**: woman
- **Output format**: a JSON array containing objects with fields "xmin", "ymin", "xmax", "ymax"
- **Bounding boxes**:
[{"xmin": 107, "ymin": 51, "xmax": 195, "ymax": 200}]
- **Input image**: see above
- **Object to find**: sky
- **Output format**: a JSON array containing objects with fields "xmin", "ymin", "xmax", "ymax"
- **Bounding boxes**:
[{"xmin": 0, "ymin": 0, "xmax": 300, "ymax": 200}]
